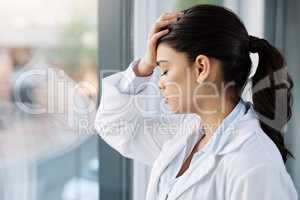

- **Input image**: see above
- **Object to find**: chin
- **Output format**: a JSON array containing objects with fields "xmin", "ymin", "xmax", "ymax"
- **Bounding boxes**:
[
  {"xmin": 168, "ymin": 104, "xmax": 185, "ymax": 114},
  {"xmin": 174, "ymin": 106, "xmax": 194, "ymax": 114}
]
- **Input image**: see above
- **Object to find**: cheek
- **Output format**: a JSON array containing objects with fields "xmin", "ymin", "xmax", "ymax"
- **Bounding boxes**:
[
  {"xmin": 164, "ymin": 71, "xmax": 191, "ymax": 96},
  {"xmin": 164, "ymin": 81, "xmax": 193, "ymax": 113},
  {"xmin": 164, "ymin": 79, "xmax": 182, "ymax": 97}
]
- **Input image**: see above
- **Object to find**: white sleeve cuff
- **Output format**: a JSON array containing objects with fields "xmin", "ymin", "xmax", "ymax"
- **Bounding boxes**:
[{"xmin": 118, "ymin": 59, "xmax": 153, "ymax": 94}]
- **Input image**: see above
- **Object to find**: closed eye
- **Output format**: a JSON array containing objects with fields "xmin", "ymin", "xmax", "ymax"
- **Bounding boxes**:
[{"xmin": 160, "ymin": 70, "xmax": 168, "ymax": 76}]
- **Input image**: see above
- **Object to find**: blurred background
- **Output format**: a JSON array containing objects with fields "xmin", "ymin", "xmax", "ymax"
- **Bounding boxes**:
[
  {"xmin": 0, "ymin": 0, "xmax": 299, "ymax": 200},
  {"xmin": 0, "ymin": 0, "xmax": 98, "ymax": 200}
]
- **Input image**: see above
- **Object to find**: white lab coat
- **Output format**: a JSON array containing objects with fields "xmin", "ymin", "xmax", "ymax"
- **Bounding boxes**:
[{"xmin": 95, "ymin": 61, "xmax": 298, "ymax": 200}]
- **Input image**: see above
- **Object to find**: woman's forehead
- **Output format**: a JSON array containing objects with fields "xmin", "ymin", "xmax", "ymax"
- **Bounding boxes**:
[{"xmin": 156, "ymin": 60, "xmax": 169, "ymax": 66}]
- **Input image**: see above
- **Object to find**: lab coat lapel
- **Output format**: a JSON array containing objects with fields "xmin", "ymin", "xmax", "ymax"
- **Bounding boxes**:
[
  {"xmin": 146, "ymin": 131, "xmax": 191, "ymax": 200},
  {"xmin": 146, "ymin": 114, "xmax": 203, "ymax": 200},
  {"xmin": 170, "ymin": 153, "xmax": 217, "ymax": 199},
  {"xmin": 170, "ymin": 104, "xmax": 259, "ymax": 199}
]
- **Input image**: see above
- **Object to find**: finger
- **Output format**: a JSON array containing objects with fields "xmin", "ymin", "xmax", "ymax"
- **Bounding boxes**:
[
  {"xmin": 159, "ymin": 11, "xmax": 184, "ymax": 21},
  {"xmin": 150, "ymin": 17, "xmax": 178, "ymax": 37},
  {"xmin": 159, "ymin": 11, "xmax": 184, "ymax": 20},
  {"xmin": 149, "ymin": 21, "xmax": 168, "ymax": 38},
  {"xmin": 155, "ymin": 20, "xmax": 172, "ymax": 29},
  {"xmin": 149, "ymin": 29, "xmax": 169, "ymax": 45},
  {"xmin": 149, "ymin": 12, "xmax": 183, "ymax": 38}
]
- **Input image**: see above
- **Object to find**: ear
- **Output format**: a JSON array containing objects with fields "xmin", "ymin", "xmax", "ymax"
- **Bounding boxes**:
[{"xmin": 194, "ymin": 54, "xmax": 211, "ymax": 84}]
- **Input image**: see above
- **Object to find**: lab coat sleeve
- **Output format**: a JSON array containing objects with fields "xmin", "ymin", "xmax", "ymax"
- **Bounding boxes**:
[
  {"xmin": 94, "ymin": 60, "xmax": 185, "ymax": 166},
  {"xmin": 230, "ymin": 164, "xmax": 298, "ymax": 200}
]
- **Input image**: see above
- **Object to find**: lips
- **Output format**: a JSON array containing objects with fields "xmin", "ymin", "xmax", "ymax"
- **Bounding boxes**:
[{"xmin": 161, "ymin": 93, "xmax": 170, "ymax": 102}]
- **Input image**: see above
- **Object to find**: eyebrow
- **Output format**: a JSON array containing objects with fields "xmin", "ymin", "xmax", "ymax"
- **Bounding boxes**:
[{"xmin": 156, "ymin": 60, "xmax": 169, "ymax": 66}]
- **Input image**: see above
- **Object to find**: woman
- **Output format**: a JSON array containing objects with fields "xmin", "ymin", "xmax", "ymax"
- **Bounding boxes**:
[{"xmin": 95, "ymin": 4, "xmax": 298, "ymax": 200}]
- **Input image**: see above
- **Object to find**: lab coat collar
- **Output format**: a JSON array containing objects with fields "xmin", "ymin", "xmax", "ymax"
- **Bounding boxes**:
[
  {"xmin": 170, "ymin": 101, "xmax": 260, "ymax": 199},
  {"xmin": 193, "ymin": 98, "xmax": 248, "ymax": 155},
  {"xmin": 146, "ymin": 100, "xmax": 259, "ymax": 200}
]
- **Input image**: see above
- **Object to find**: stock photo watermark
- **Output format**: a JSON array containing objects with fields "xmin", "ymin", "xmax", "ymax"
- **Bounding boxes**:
[{"xmin": 8, "ymin": 65, "xmax": 292, "ymax": 136}]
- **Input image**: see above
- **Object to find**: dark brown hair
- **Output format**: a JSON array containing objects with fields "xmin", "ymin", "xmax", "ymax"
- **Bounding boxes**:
[{"xmin": 158, "ymin": 4, "xmax": 294, "ymax": 162}]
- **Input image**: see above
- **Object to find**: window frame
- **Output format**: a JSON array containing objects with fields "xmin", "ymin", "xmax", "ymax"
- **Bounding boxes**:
[
  {"xmin": 97, "ymin": 0, "xmax": 134, "ymax": 199},
  {"xmin": 264, "ymin": 0, "xmax": 300, "ymax": 193}
]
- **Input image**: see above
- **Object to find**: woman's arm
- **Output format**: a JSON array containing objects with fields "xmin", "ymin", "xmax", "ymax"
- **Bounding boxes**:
[
  {"xmin": 94, "ymin": 11, "xmax": 186, "ymax": 166},
  {"xmin": 95, "ymin": 60, "xmax": 189, "ymax": 165}
]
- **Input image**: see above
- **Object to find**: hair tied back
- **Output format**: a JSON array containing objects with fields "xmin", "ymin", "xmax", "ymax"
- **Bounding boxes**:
[{"xmin": 248, "ymin": 35, "xmax": 269, "ymax": 53}]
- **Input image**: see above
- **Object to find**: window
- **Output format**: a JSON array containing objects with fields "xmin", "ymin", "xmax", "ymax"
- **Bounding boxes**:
[
  {"xmin": 0, "ymin": 0, "xmax": 98, "ymax": 200},
  {"xmin": 176, "ymin": 0, "xmax": 221, "ymax": 9},
  {"xmin": 265, "ymin": 0, "xmax": 300, "ymax": 193}
]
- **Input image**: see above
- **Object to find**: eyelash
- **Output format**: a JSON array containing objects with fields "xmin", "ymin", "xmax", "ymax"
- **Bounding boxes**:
[{"xmin": 160, "ymin": 70, "xmax": 168, "ymax": 76}]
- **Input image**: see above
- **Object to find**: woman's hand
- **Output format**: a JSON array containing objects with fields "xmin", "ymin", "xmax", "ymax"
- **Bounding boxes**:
[{"xmin": 133, "ymin": 11, "xmax": 184, "ymax": 77}]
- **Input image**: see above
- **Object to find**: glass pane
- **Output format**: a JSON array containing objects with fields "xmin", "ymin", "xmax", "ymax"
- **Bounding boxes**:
[
  {"xmin": 175, "ymin": 0, "xmax": 222, "ymax": 9},
  {"xmin": 0, "ymin": 0, "xmax": 98, "ymax": 200}
]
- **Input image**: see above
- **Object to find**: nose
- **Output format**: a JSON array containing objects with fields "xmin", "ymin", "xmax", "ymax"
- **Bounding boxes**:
[
  {"xmin": 158, "ymin": 78, "xmax": 165, "ymax": 93},
  {"xmin": 158, "ymin": 78, "xmax": 164, "ymax": 89}
]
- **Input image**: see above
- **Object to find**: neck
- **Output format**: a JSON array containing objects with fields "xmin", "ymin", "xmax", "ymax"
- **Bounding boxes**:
[{"xmin": 194, "ymin": 97, "xmax": 239, "ymax": 149}]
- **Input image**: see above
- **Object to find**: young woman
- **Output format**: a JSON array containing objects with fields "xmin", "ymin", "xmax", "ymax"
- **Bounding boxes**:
[{"xmin": 95, "ymin": 5, "xmax": 298, "ymax": 200}]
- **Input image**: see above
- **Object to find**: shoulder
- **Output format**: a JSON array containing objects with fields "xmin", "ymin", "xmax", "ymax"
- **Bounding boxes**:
[
  {"xmin": 220, "ymin": 127, "xmax": 288, "ymax": 182},
  {"xmin": 217, "ymin": 128, "xmax": 298, "ymax": 198}
]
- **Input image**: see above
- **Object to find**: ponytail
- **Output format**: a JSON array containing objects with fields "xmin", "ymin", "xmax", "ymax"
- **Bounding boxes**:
[{"xmin": 249, "ymin": 35, "xmax": 294, "ymax": 163}]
